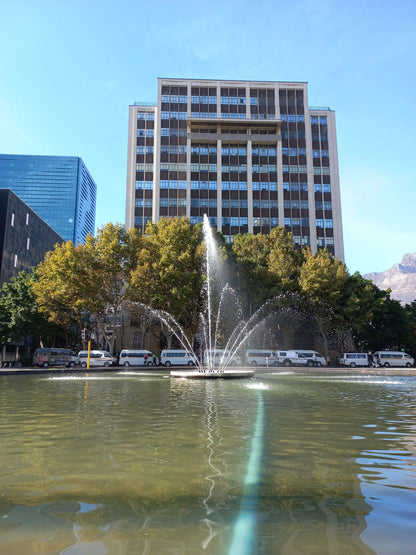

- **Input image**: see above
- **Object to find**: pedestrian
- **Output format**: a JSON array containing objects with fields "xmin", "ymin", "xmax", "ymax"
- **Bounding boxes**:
[
  {"xmin": 143, "ymin": 353, "xmax": 148, "ymax": 365},
  {"xmin": 368, "ymin": 352, "xmax": 373, "ymax": 368},
  {"xmin": 152, "ymin": 353, "xmax": 157, "ymax": 366}
]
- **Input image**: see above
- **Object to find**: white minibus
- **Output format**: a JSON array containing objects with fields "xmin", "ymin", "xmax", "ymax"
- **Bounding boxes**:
[
  {"xmin": 275, "ymin": 350, "xmax": 326, "ymax": 367},
  {"xmin": 78, "ymin": 350, "xmax": 116, "ymax": 368},
  {"xmin": 203, "ymin": 349, "xmax": 242, "ymax": 367},
  {"xmin": 160, "ymin": 350, "xmax": 197, "ymax": 367},
  {"xmin": 374, "ymin": 351, "xmax": 414, "ymax": 368},
  {"xmin": 245, "ymin": 349, "xmax": 278, "ymax": 366},
  {"xmin": 119, "ymin": 349, "xmax": 157, "ymax": 367},
  {"xmin": 340, "ymin": 353, "xmax": 369, "ymax": 367}
]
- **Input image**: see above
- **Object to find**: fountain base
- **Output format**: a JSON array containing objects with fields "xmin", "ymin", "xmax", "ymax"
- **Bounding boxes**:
[{"xmin": 170, "ymin": 369, "xmax": 254, "ymax": 379}]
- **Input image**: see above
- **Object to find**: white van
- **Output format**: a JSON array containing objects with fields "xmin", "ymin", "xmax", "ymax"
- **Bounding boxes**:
[
  {"xmin": 203, "ymin": 349, "xmax": 242, "ymax": 367},
  {"xmin": 78, "ymin": 350, "xmax": 116, "ymax": 368},
  {"xmin": 276, "ymin": 350, "xmax": 326, "ymax": 367},
  {"xmin": 160, "ymin": 349, "xmax": 198, "ymax": 367},
  {"xmin": 245, "ymin": 349, "xmax": 278, "ymax": 367},
  {"xmin": 374, "ymin": 351, "xmax": 414, "ymax": 368},
  {"xmin": 119, "ymin": 349, "xmax": 157, "ymax": 367},
  {"xmin": 340, "ymin": 353, "xmax": 369, "ymax": 367}
]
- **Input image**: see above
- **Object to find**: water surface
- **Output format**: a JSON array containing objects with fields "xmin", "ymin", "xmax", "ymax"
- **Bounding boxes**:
[{"xmin": 0, "ymin": 371, "xmax": 415, "ymax": 554}]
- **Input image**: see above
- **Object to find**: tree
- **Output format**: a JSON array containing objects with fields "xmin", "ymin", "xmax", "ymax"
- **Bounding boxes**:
[
  {"xmin": 33, "ymin": 223, "xmax": 142, "ymax": 352},
  {"xmin": 0, "ymin": 271, "xmax": 60, "ymax": 347},
  {"xmin": 128, "ymin": 217, "xmax": 204, "ymax": 348},
  {"xmin": 229, "ymin": 226, "xmax": 302, "ymax": 313},
  {"xmin": 298, "ymin": 248, "xmax": 349, "ymax": 354}
]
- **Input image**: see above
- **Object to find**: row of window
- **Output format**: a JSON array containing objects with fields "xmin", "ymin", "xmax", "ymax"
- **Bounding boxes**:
[
  {"xmin": 136, "ymin": 164, "xmax": 154, "ymax": 172},
  {"xmin": 160, "ymin": 163, "xmax": 187, "ymax": 171},
  {"xmin": 135, "ymin": 199, "xmax": 153, "ymax": 207},
  {"xmin": 161, "ymin": 145, "xmax": 187, "ymax": 154},
  {"xmin": 191, "ymin": 112, "xmax": 218, "ymax": 119},
  {"xmin": 144, "ymin": 110, "xmax": 327, "ymax": 125},
  {"xmin": 221, "ymin": 96, "xmax": 246, "ymax": 105},
  {"xmin": 313, "ymin": 150, "xmax": 329, "ymax": 158},
  {"xmin": 282, "ymin": 165, "xmax": 307, "ymax": 173},
  {"xmin": 280, "ymin": 115, "xmax": 305, "ymax": 122},
  {"xmin": 191, "ymin": 145, "xmax": 217, "ymax": 155},
  {"xmin": 316, "ymin": 219, "xmax": 333, "ymax": 228},
  {"xmin": 160, "ymin": 180, "xmax": 187, "ymax": 189},
  {"xmin": 284, "ymin": 200, "xmax": 309, "ymax": 209},
  {"xmin": 282, "ymin": 147, "xmax": 306, "ymax": 156},
  {"xmin": 292, "ymin": 236, "xmax": 310, "ymax": 245},
  {"xmin": 316, "ymin": 237, "xmax": 334, "ymax": 246},
  {"xmin": 161, "ymin": 128, "xmax": 187, "ymax": 137},
  {"xmin": 222, "ymin": 217, "xmax": 248, "ymax": 225},
  {"xmin": 161, "ymin": 94, "xmax": 188, "ymax": 103},
  {"xmin": 137, "ymin": 129, "xmax": 154, "ymax": 137},
  {"xmin": 137, "ymin": 112, "xmax": 155, "ymax": 120},
  {"xmin": 311, "ymin": 116, "xmax": 327, "ymax": 125},
  {"xmin": 161, "ymin": 111, "xmax": 188, "ymax": 120},
  {"xmin": 315, "ymin": 184, "xmax": 331, "ymax": 192},
  {"xmin": 137, "ymin": 146, "xmax": 154, "ymax": 154},
  {"xmin": 191, "ymin": 95, "xmax": 216, "ymax": 104},
  {"xmin": 284, "ymin": 218, "xmax": 310, "ymax": 227},
  {"xmin": 135, "ymin": 179, "xmax": 331, "ymax": 194},
  {"xmin": 283, "ymin": 182, "xmax": 308, "ymax": 191},
  {"xmin": 160, "ymin": 198, "xmax": 187, "ymax": 207}
]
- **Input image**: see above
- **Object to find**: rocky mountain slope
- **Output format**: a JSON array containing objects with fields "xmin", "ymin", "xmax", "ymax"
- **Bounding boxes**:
[{"xmin": 364, "ymin": 253, "xmax": 416, "ymax": 305}]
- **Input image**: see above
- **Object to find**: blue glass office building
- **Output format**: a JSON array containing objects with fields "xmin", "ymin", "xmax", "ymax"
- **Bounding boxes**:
[{"xmin": 0, "ymin": 154, "xmax": 96, "ymax": 244}]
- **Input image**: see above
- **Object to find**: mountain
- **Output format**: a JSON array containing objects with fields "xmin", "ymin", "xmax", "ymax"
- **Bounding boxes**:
[{"xmin": 364, "ymin": 253, "xmax": 416, "ymax": 305}]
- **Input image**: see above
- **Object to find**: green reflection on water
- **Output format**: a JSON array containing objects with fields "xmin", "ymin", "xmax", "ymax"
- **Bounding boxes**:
[{"xmin": 0, "ymin": 372, "xmax": 415, "ymax": 554}]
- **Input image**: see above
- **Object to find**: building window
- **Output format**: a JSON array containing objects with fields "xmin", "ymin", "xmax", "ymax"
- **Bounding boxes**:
[
  {"xmin": 25, "ymin": 213, "xmax": 30, "ymax": 225},
  {"xmin": 10, "ymin": 213, "xmax": 15, "ymax": 227},
  {"xmin": 13, "ymin": 254, "xmax": 18, "ymax": 267},
  {"xmin": 26, "ymin": 238, "xmax": 30, "ymax": 250}
]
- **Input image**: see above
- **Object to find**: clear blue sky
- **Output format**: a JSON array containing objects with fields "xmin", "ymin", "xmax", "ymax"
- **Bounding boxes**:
[{"xmin": 1, "ymin": 0, "xmax": 415, "ymax": 276}]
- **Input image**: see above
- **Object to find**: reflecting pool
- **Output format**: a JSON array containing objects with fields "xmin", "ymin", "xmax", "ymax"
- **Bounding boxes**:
[{"xmin": 0, "ymin": 371, "xmax": 415, "ymax": 554}]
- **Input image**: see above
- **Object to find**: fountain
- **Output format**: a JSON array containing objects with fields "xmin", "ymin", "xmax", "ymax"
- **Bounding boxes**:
[{"xmin": 151, "ymin": 215, "xmax": 277, "ymax": 379}]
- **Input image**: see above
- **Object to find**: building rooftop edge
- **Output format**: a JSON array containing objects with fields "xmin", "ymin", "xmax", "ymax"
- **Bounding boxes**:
[{"xmin": 157, "ymin": 77, "xmax": 309, "ymax": 85}]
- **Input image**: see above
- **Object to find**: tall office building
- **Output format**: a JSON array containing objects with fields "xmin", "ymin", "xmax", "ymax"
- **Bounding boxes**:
[
  {"xmin": 0, "ymin": 154, "xmax": 97, "ymax": 244},
  {"xmin": 126, "ymin": 78, "xmax": 344, "ymax": 260}
]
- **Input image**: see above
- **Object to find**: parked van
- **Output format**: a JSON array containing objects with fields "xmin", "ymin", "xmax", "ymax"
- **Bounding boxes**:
[
  {"xmin": 78, "ymin": 350, "xmax": 116, "ymax": 368},
  {"xmin": 275, "ymin": 350, "xmax": 326, "ymax": 367},
  {"xmin": 203, "ymin": 349, "xmax": 242, "ymax": 367},
  {"xmin": 119, "ymin": 349, "xmax": 157, "ymax": 367},
  {"xmin": 374, "ymin": 351, "xmax": 414, "ymax": 368},
  {"xmin": 340, "ymin": 353, "xmax": 369, "ymax": 367},
  {"xmin": 33, "ymin": 348, "xmax": 79, "ymax": 368},
  {"xmin": 245, "ymin": 349, "xmax": 278, "ymax": 367},
  {"xmin": 160, "ymin": 349, "xmax": 198, "ymax": 367}
]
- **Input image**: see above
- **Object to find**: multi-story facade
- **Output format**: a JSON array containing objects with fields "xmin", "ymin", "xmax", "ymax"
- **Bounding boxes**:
[
  {"xmin": 0, "ymin": 154, "xmax": 97, "ymax": 244},
  {"xmin": 126, "ymin": 78, "xmax": 344, "ymax": 260},
  {"xmin": 0, "ymin": 189, "xmax": 63, "ymax": 287}
]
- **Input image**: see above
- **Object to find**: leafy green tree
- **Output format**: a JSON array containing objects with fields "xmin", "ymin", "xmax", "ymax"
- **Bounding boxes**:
[
  {"xmin": 229, "ymin": 227, "xmax": 302, "ymax": 313},
  {"xmin": 33, "ymin": 223, "xmax": 142, "ymax": 352},
  {"xmin": 128, "ymin": 217, "xmax": 204, "ymax": 348},
  {"xmin": 298, "ymin": 248, "xmax": 349, "ymax": 354},
  {"xmin": 0, "ymin": 271, "xmax": 60, "ymax": 347}
]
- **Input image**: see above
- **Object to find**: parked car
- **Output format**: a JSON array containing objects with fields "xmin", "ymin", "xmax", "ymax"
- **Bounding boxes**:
[
  {"xmin": 160, "ymin": 349, "xmax": 198, "ymax": 367},
  {"xmin": 119, "ymin": 349, "xmax": 158, "ymax": 367},
  {"xmin": 78, "ymin": 350, "xmax": 116, "ymax": 368},
  {"xmin": 245, "ymin": 349, "xmax": 279, "ymax": 366},
  {"xmin": 374, "ymin": 351, "xmax": 414, "ymax": 368},
  {"xmin": 33, "ymin": 348, "xmax": 79, "ymax": 368},
  {"xmin": 340, "ymin": 353, "xmax": 369, "ymax": 367}
]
